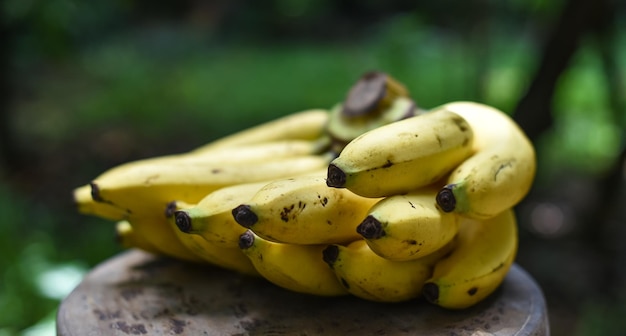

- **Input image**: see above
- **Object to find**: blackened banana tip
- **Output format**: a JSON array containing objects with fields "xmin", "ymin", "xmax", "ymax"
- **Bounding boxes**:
[
  {"xmin": 422, "ymin": 282, "xmax": 439, "ymax": 304},
  {"xmin": 232, "ymin": 204, "xmax": 258, "ymax": 228},
  {"xmin": 238, "ymin": 230, "xmax": 255, "ymax": 249},
  {"xmin": 164, "ymin": 201, "xmax": 177, "ymax": 218},
  {"xmin": 326, "ymin": 163, "xmax": 347, "ymax": 188},
  {"xmin": 436, "ymin": 185, "xmax": 457, "ymax": 213},
  {"xmin": 322, "ymin": 245, "xmax": 339, "ymax": 268},
  {"xmin": 356, "ymin": 215, "xmax": 385, "ymax": 239},
  {"xmin": 174, "ymin": 211, "xmax": 192, "ymax": 233},
  {"xmin": 89, "ymin": 182, "xmax": 103, "ymax": 202}
]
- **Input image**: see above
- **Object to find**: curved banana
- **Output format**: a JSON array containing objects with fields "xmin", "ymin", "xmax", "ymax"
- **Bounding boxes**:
[
  {"xmin": 114, "ymin": 220, "xmax": 162, "ymax": 255},
  {"xmin": 172, "ymin": 181, "xmax": 270, "ymax": 248},
  {"xmin": 191, "ymin": 109, "xmax": 330, "ymax": 153},
  {"xmin": 165, "ymin": 201, "xmax": 260, "ymax": 276},
  {"xmin": 74, "ymin": 184, "xmax": 129, "ymax": 221},
  {"xmin": 238, "ymin": 230, "xmax": 348, "ymax": 296},
  {"xmin": 326, "ymin": 109, "xmax": 474, "ymax": 197},
  {"xmin": 356, "ymin": 186, "xmax": 459, "ymax": 261},
  {"xmin": 232, "ymin": 174, "xmax": 380, "ymax": 245},
  {"xmin": 434, "ymin": 102, "xmax": 536, "ymax": 219},
  {"xmin": 188, "ymin": 138, "xmax": 331, "ymax": 163},
  {"xmin": 90, "ymin": 154, "xmax": 332, "ymax": 217},
  {"xmin": 322, "ymin": 238, "xmax": 455, "ymax": 302},
  {"xmin": 422, "ymin": 209, "xmax": 518, "ymax": 309}
]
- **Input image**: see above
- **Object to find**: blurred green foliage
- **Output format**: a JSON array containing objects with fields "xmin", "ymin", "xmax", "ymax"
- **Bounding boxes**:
[{"xmin": 1, "ymin": 0, "xmax": 625, "ymax": 335}]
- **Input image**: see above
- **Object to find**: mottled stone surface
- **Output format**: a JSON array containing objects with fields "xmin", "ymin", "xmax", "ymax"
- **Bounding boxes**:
[{"xmin": 57, "ymin": 250, "xmax": 549, "ymax": 335}]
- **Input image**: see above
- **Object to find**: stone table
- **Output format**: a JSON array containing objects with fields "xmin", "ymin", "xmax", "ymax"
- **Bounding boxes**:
[{"xmin": 57, "ymin": 249, "xmax": 550, "ymax": 335}]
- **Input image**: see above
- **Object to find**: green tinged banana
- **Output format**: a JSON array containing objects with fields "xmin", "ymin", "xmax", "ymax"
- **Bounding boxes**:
[
  {"xmin": 326, "ymin": 109, "xmax": 474, "ymax": 198},
  {"xmin": 165, "ymin": 201, "xmax": 260, "ymax": 276},
  {"xmin": 238, "ymin": 230, "xmax": 348, "ymax": 296},
  {"xmin": 434, "ymin": 102, "xmax": 536, "ymax": 219},
  {"xmin": 422, "ymin": 209, "xmax": 518, "ymax": 309},
  {"xmin": 232, "ymin": 174, "xmax": 380, "ymax": 245},
  {"xmin": 323, "ymin": 238, "xmax": 455, "ymax": 302},
  {"xmin": 172, "ymin": 181, "xmax": 271, "ymax": 248},
  {"xmin": 356, "ymin": 186, "xmax": 459, "ymax": 261}
]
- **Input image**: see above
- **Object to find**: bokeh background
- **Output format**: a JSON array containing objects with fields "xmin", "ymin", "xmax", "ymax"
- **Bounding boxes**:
[{"xmin": 1, "ymin": 0, "xmax": 625, "ymax": 335}]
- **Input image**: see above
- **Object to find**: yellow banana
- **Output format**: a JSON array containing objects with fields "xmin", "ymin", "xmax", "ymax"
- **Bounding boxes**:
[
  {"xmin": 238, "ymin": 230, "xmax": 348, "ymax": 296},
  {"xmin": 172, "ymin": 181, "xmax": 271, "ymax": 248},
  {"xmin": 74, "ymin": 184, "xmax": 129, "ymax": 221},
  {"xmin": 434, "ymin": 102, "xmax": 536, "ymax": 219},
  {"xmin": 322, "ymin": 238, "xmax": 455, "ymax": 302},
  {"xmin": 187, "ymin": 138, "xmax": 331, "ymax": 163},
  {"xmin": 125, "ymin": 215, "xmax": 205, "ymax": 263},
  {"xmin": 114, "ymin": 220, "xmax": 162, "ymax": 255},
  {"xmin": 90, "ymin": 154, "xmax": 332, "ymax": 217},
  {"xmin": 165, "ymin": 201, "xmax": 260, "ymax": 276},
  {"xmin": 232, "ymin": 174, "xmax": 380, "ymax": 245},
  {"xmin": 356, "ymin": 186, "xmax": 459, "ymax": 261},
  {"xmin": 422, "ymin": 208, "xmax": 518, "ymax": 309},
  {"xmin": 191, "ymin": 109, "xmax": 330, "ymax": 153},
  {"xmin": 326, "ymin": 109, "xmax": 474, "ymax": 197}
]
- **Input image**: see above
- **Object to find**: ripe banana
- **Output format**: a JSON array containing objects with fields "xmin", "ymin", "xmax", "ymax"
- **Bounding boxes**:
[
  {"xmin": 232, "ymin": 174, "xmax": 380, "ymax": 245},
  {"xmin": 74, "ymin": 184, "xmax": 129, "ymax": 221},
  {"xmin": 238, "ymin": 230, "xmax": 348, "ymax": 296},
  {"xmin": 326, "ymin": 109, "xmax": 474, "ymax": 197},
  {"xmin": 434, "ymin": 102, "xmax": 536, "ymax": 219},
  {"xmin": 191, "ymin": 109, "xmax": 330, "ymax": 153},
  {"xmin": 124, "ymin": 215, "xmax": 205, "ymax": 263},
  {"xmin": 165, "ymin": 201, "xmax": 260, "ymax": 276},
  {"xmin": 172, "ymin": 181, "xmax": 271, "ymax": 248},
  {"xmin": 114, "ymin": 220, "xmax": 162, "ymax": 255},
  {"xmin": 422, "ymin": 208, "xmax": 518, "ymax": 309},
  {"xmin": 322, "ymin": 238, "xmax": 455, "ymax": 302},
  {"xmin": 90, "ymin": 154, "xmax": 332, "ymax": 217},
  {"xmin": 356, "ymin": 186, "xmax": 459, "ymax": 261}
]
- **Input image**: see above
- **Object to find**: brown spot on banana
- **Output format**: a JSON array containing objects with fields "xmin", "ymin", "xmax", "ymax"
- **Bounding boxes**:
[{"xmin": 494, "ymin": 161, "xmax": 513, "ymax": 181}]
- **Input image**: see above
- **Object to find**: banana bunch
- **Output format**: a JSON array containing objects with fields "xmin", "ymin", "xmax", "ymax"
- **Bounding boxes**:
[{"xmin": 73, "ymin": 72, "xmax": 535, "ymax": 310}]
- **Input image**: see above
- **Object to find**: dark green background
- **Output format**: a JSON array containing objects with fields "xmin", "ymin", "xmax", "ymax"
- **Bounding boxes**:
[{"xmin": 1, "ymin": 1, "xmax": 625, "ymax": 335}]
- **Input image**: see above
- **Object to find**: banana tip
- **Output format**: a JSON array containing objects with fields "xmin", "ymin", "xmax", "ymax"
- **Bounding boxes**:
[
  {"xmin": 164, "ymin": 201, "xmax": 177, "ymax": 218},
  {"xmin": 89, "ymin": 182, "xmax": 104, "ymax": 202},
  {"xmin": 174, "ymin": 211, "xmax": 192, "ymax": 233},
  {"xmin": 322, "ymin": 245, "xmax": 339, "ymax": 268},
  {"xmin": 356, "ymin": 216, "xmax": 385, "ymax": 239},
  {"xmin": 238, "ymin": 230, "xmax": 255, "ymax": 249},
  {"xmin": 436, "ymin": 185, "xmax": 457, "ymax": 213},
  {"xmin": 232, "ymin": 204, "xmax": 258, "ymax": 228},
  {"xmin": 326, "ymin": 163, "xmax": 347, "ymax": 188},
  {"xmin": 422, "ymin": 282, "xmax": 439, "ymax": 304}
]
